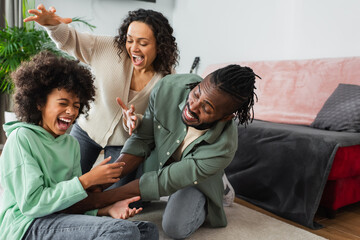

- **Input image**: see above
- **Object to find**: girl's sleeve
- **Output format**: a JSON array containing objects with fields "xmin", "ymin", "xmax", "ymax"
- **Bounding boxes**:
[
  {"xmin": 1, "ymin": 130, "xmax": 88, "ymax": 218},
  {"xmin": 72, "ymin": 141, "xmax": 98, "ymax": 216}
]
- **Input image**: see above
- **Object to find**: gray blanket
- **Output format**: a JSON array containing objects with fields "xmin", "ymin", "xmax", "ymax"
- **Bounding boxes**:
[{"xmin": 225, "ymin": 120, "xmax": 360, "ymax": 229}]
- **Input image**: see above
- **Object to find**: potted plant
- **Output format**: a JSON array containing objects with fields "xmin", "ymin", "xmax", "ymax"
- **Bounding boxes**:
[{"xmin": 0, "ymin": 1, "xmax": 95, "ymax": 122}]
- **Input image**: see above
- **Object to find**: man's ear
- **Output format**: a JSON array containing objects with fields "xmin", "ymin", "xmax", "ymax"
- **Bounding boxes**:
[{"xmin": 220, "ymin": 113, "xmax": 236, "ymax": 122}]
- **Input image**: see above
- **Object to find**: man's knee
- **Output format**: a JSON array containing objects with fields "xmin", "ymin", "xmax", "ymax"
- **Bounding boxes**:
[
  {"xmin": 162, "ymin": 187, "xmax": 207, "ymax": 239},
  {"xmin": 162, "ymin": 217, "xmax": 196, "ymax": 239}
]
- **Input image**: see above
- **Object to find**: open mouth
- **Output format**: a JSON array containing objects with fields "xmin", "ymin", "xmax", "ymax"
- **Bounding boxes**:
[
  {"xmin": 57, "ymin": 117, "xmax": 72, "ymax": 131},
  {"xmin": 132, "ymin": 54, "xmax": 144, "ymax": 65},
  {"xmin": 182, "ymin": 104, "xmax": 199, "ymax": 123}
]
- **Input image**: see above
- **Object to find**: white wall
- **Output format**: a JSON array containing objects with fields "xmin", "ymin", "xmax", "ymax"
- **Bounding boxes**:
[
  {"xmin": 172, "ymin": 0, "xmax": 360, "ymax": 74},
  {"xmin": 36, "ymin": 0, "xmax": 175, "ymax": 35},
  {"xmin": 35, "ymin": 0, "xmax": 360, "ymax": 75}
]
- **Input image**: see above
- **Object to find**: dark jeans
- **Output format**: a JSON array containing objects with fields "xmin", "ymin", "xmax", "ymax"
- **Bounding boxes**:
[
  {"xmin": 23, "ymin": 213, "xmax": 158, "ymax": 240},
  {"xmin": 70, "ymin": 123, "xmax": 140, "ymax": 187},
  {"xmin": 162, "ymin": 186, "xmax": 207, "ymax": 239},
  {"xmin": 70, "ymin": 123, "xmax": 123, "ymax": 174}
]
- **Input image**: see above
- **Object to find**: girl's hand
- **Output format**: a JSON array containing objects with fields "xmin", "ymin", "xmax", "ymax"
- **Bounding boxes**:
[
  {"xmin": 117, "ymin": 97, "xmax": 137, "ymax": 135},
  {"xmin": 79, "ymin": 157, "xmax": 125, "ymax": 190},
  {"xmin": 108, "ymin": 196, "xmax": 143, "ymax": 219},
  {"xmin": 23, "ymin": 4, "xmax": 72, "ymax": 26}
]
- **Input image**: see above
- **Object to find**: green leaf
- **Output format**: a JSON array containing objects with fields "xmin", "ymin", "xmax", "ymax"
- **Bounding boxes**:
[
  {"xmin": 71, "ymin": 17, "xmax": 96, "ymax": 31},
  {"xmin": 22, "ymin": 0, "xmax": 35, "ymax": 31},
  {"xmin": 0, "ymin": 4, "xmax": 96, "ymax": 94}
]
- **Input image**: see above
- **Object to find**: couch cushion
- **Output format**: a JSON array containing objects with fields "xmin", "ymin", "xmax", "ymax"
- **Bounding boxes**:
[{"xmin": 311, "ymin": 83, "xmax": 360, "ymax": 132}]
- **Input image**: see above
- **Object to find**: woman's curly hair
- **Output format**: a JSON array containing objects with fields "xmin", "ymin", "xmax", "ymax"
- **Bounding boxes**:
[
  {"xmin": 114, "ymin": 9, "xmax": 179, "ymax": 76},
  {"xmin": 11, "ymin": 51, "xmax": 96, "ymax": 125}
]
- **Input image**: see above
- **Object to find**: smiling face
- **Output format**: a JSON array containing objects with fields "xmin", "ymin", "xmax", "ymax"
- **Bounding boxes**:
[
  {"xmin": 39, "ymin": 88, "xmax": 80, "ymax": 138},
  {"xmin": 181, "ymin": 75, "xmax": 240, "ymax": 130},
  {"xmin": 126, "ymin": 21, "xmax": 157, "ymax": 72}
]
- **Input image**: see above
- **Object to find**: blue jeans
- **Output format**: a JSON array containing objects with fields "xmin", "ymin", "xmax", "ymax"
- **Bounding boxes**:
[
  {"xmin": 162, "ymin": 186, "xmax": 207, "ymax": 239},
  {"xmin": 23, "ymin": 213, "xmax": 158, "ymax": 240},
  {"xmin": 70, "ymin": 123, "xmax": 124, "ymax": 174}
]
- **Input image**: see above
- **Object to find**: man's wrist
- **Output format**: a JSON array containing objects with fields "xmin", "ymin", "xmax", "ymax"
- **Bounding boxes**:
[{"xmin": 97, "ymin": 205, "xmax": 110, "ymax": 216}]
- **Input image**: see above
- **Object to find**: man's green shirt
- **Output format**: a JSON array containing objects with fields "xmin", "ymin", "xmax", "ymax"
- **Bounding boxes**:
[{"xmin": 122, "ymin": 74, "xmax": 238, "ymax": 227}]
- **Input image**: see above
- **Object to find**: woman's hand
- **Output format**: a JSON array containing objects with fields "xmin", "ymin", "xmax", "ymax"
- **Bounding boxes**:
[
  {"xmin": 107, "ymin": 196, "xmax": 143, "ymax": 219},
  {"xmin": 23, "ymin": 4, "xmax": 72, "ymax": 26},
  {"xmin": 117, "ymin": 97, "xmax": 137, "ymax": 135},
  {"xmin": 79, "ymin": 157, "xmax": 125, "ymax": 190}
]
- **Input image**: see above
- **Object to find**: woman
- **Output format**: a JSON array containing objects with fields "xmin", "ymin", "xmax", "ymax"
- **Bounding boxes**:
[{"xmin": 24, "ymin": 4, "xmax": 179, "ymax": 174}]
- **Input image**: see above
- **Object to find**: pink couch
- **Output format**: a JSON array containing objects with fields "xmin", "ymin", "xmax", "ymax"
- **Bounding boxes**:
[
  {"xmin": 203, "ymin": 57, "xmax": 360, "ymax": 126},
  {"xmin": 203, "ymin": 57, "xmax": 360, "ymax": 227}
]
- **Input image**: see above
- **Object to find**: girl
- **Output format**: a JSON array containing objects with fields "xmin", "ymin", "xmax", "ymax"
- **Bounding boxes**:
[{"xmin": 0, "ymin": 51, "xmax": 158, "ymax": 240}]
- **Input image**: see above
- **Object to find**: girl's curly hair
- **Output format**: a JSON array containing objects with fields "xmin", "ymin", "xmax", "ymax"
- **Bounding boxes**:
[
  {"xmin": 114, "ymin": 9, "xmax": 179, "ymax": 75},
  {"xmin": 11, "ymin": 51, "xmax": 96, "ymax": 125}
]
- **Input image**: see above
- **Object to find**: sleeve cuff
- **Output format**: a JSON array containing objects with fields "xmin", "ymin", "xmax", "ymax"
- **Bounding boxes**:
[
  {"xmin": 74, "ymin": 177, "xmax": 88, "ymax": 197},
  {"xmin": 43, "ymin": 23, "xmax": 70, "ymax": 48},
  {"xmin": 139, "ymin": 171, "xmax": 160, "ymax": 201},
  {"xmin": 43, "ymin": 24, "xmax": 59, "ymax": 31},
  {"xmin": 74, "ymin": 177, "xmax": 98, "ymax": 216},
  {"xmin": 43, "ymin": 23, "xmax": 66, "ymax": 32},
  {"xmin": 85, "ymin": 209, "xmax": 98, "ymax": 216},
  {"xmin": 134, "ymin": 114, "xmax": 143, "ymax": 131}
]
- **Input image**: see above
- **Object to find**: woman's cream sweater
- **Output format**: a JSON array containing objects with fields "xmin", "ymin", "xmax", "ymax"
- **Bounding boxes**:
[{"xmin": 45, "ymin": 24, "xmax": 162, "ymax": 147}]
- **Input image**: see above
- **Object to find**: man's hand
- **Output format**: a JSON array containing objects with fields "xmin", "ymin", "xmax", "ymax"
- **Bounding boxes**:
[
  {"xmin": 78, "ymin": 157, "xmax": 125, "ymax": 190},
  {"xmin": 108, "ymin": 196, "xmax": 143, "ymax": 219},
  {"xmin": 98, "ymin": 196, "xmax": 143, "ymax": 219},
  {"xmin": 117, "ymin": 97, "xmax": 137, "ymax": 135},
  {"xmin": 23, "ymin": 4, "xmax": 72, "ymax": 26}
]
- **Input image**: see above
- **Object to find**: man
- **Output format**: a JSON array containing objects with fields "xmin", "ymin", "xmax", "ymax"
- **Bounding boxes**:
[{"xmin": 64, "ymin": 64, "xmax": 259, "ymax": 239}]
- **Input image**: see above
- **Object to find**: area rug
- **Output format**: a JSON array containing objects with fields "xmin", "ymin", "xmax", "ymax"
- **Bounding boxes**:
[{"xmin": 130, "ymin": 200, "xmax": 327, "ymax": 240}]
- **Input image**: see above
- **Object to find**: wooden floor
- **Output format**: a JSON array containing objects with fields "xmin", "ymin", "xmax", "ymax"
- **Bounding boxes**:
[{"xmin": 236, "ymin": 197, "xmax": 360, "ymax": 240}]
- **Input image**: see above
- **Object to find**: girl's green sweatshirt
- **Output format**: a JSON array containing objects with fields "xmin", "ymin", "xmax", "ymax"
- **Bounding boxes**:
[{"xmin": 0, "ymin": 121, "xmax": 96, "ymax": 240}]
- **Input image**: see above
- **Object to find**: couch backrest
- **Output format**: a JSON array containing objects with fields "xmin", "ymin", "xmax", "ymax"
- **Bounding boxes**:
[{"xmin": 202, "ymin": 57, "xmax": 360, "ymax": 125}]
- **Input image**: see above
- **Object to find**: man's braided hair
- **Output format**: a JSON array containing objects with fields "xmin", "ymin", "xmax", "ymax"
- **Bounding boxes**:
[
  {"xmin": 187, "ymin": 64, "xmax": 260, "ymax": 126},
  {"xmin": 211, "ymin": 64, "xmax": 260, "ymax": 126}
]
